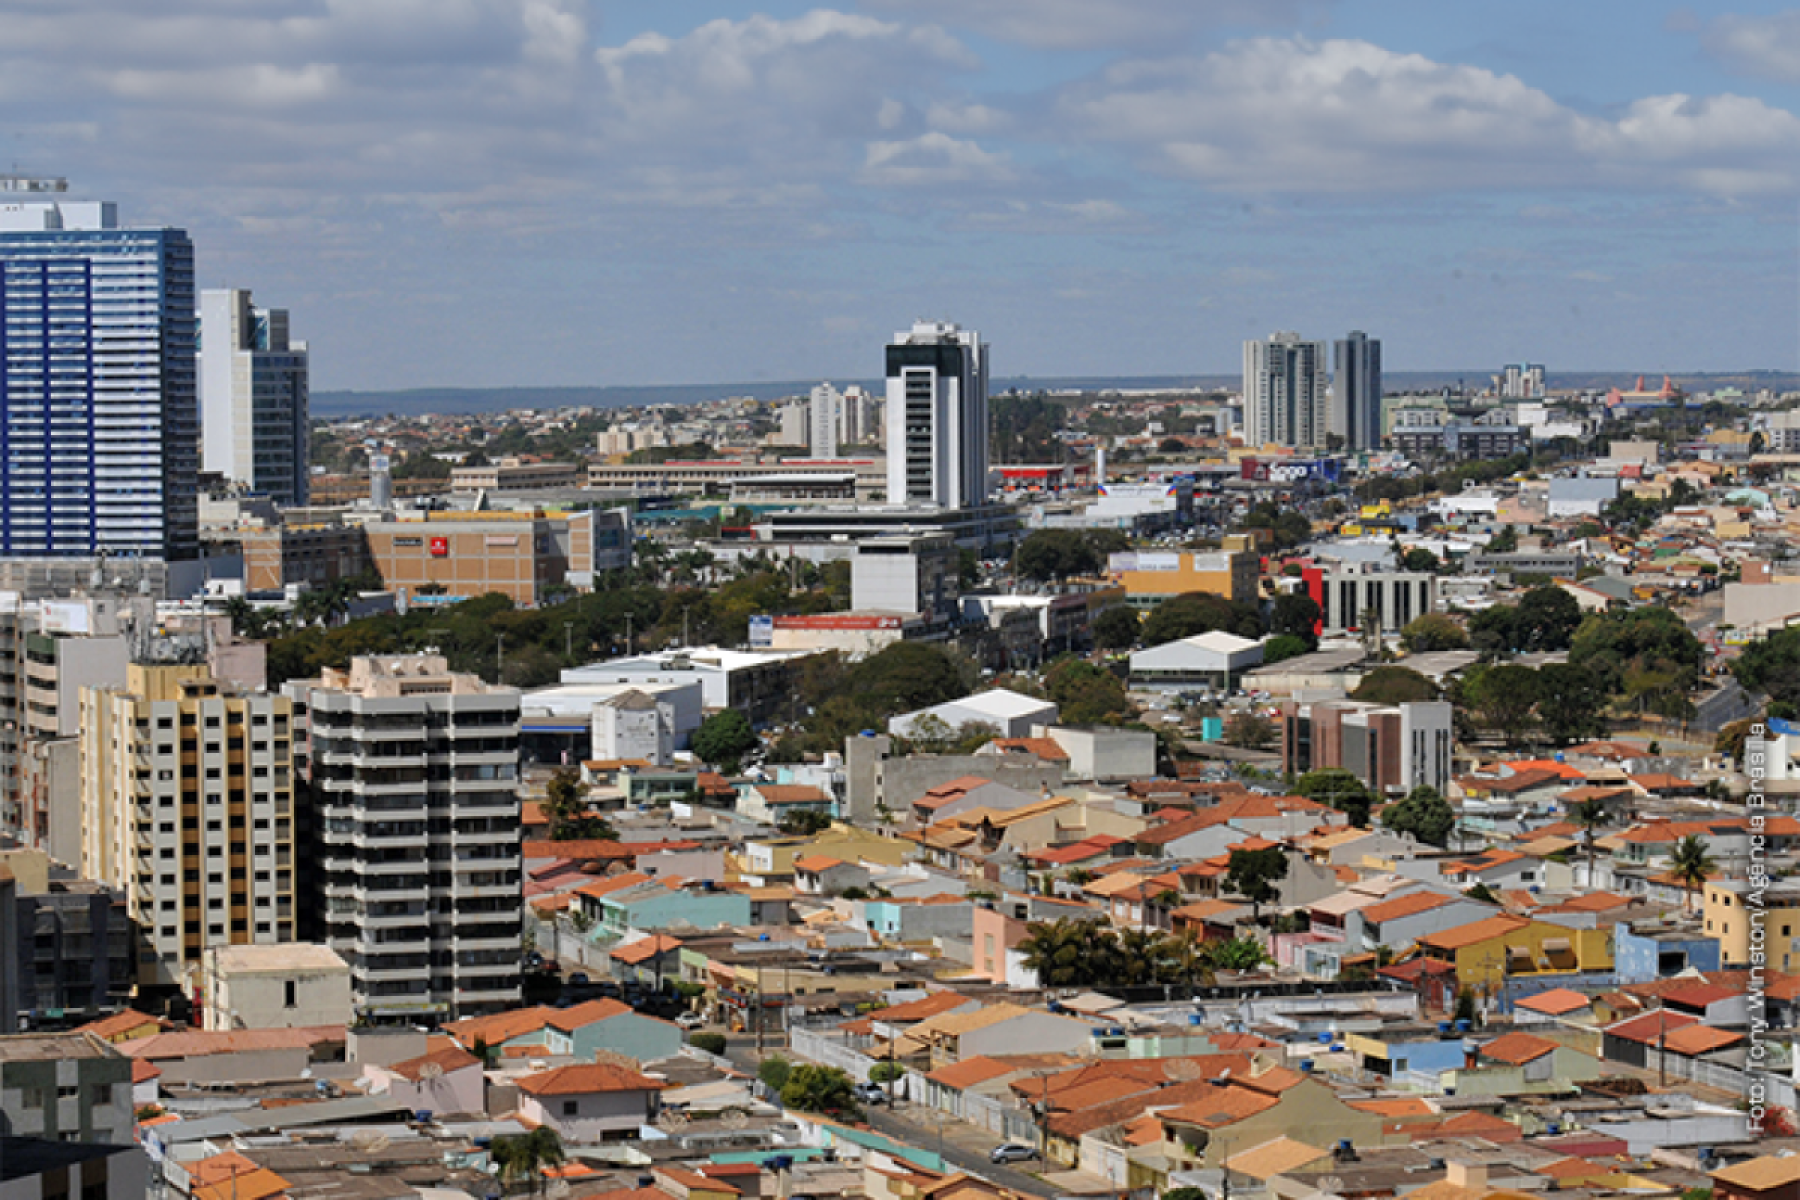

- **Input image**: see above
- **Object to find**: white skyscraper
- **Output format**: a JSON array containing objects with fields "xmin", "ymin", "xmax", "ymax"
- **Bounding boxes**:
[
  {"xmin": 1332, "ymin": 331, "xmax": 1383, "ymax": 452},
  {"xmin": 884, "ymin": 320, "xmax": 988, "ymax": 508},
  {"xmin": 0, "ymin": 193, "xmax": 198, "ymax": 560},
  {"xmin": 809, "ymin": 382, "xmax": 841, "ymax": 457},
  {"xmin": 200, "ymin": 288, "xmax": 310, "ymax": 506},
  {"xmin": 1500, "ymin": 363, "xmax": 1546, "ymax": 399},
  {"xmin": 1243, "ymin": 332, "xmax": 1328, "ymax": 450}
]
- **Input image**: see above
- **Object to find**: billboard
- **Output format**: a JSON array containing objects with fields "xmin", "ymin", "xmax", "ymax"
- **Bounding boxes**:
[
  {"xmin": 429, "ymin": 536, "xmax": 450, "ymax": 556},
  {"xmin": 748, "ymin": 615, "xmax": 774, "ymax": 647},
  {"xmin": 772, "ymin": 614, "xmax": 904, "ymax": 630},
  {"xmin": 1240, "ymin": 458, "xmax": 1342, "ymax": 484},
  {"xmin": 1111, "ymin": 551, "xmax": 1181, "ymax": 573}
]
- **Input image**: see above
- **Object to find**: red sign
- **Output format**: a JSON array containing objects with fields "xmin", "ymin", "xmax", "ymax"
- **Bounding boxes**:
[
  {"xmin": 774, "ymin": 614, "xmax": 904, "ymax": 631},
  {"xmin": 429, "ymin": 536, "xmax": 449, "ymax": 557}
]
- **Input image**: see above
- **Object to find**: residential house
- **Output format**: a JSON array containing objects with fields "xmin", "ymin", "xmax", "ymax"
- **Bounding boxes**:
[
  {"xmin": 515, "ymin": 1062, "xmax": 665, "ymax": 1142},
  {"xmin": 609, "ymin": 934, "xmax": 687, "ymax": 990},
  {"xmin": 576, "ymin": 878, "xmax": 753, "ymax": 943},
  {"xmin": 738, "ymin": 783, "xmax": 836, "ymax": 826},
  {"xmin": 1156, "ymin": 1065, "xmax": 1396, "ymax": 1169},
  {"xmin": 1413, "ymin": 914, "xmax": 1612, "ymax": 1009},
  {"xmin": 1714, "ymin": 1156, "xmax": 1800, "ymax": 1200},
  {"xmin": 907, "ymin": 777, "xmax": 1042, "ymax": 826},
  {"xmin": 360, "ymin": 1042, "xmax": 484, "ymax": 1116},
  {"xmin": 891, "ymin": 1002, "xmax": 1095, "ymax": 1069},
  {"xmin": 793, "ymin": 856, "xmax": 873, "ymax": 896},
  {"xmin": 444, "ymin": 1000, "xmax": 682, "ymax": 1064},
  {"xmin": 1441, "ymin": 1030, "xmax": 1603, "ymax": 1096}
]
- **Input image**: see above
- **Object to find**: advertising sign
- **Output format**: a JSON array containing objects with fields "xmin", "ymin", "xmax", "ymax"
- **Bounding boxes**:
[
  {"xmin": 1240, "ymin": 458, "xmax": 1342, "ymax": 484},
  {"xmin": 429, "ymin": 536, "xmax": 450, "ymax": 556},
  {"xmin": 748, "ymin": 615, "xmax": 774, "ymax": 647}
]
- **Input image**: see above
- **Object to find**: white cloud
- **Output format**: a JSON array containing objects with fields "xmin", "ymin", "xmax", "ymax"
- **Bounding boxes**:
[
  {"xmin": 861, "ymin": 130, "xmax": 1012, "ymax": 185},
  {"xmin": 1704, "ymin": 12, "xmax": 1800, "ymax": 83},
  {"xmin": 1052, "ymin": 37, "xmax": 1800, "ymax": 196},
  {"xmin": 861, "ymin": 0, "xmax": 1314, "ymax": 51}
]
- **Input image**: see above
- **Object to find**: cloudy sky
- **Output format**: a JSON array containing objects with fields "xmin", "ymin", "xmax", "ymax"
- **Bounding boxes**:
[{"xmin": 9, "ymin": 1, "xmax": 1798, "ymax": 390}]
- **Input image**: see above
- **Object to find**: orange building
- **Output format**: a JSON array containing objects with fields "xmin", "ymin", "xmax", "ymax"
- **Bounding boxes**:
[{"xmin": 1112, "ymin": 534, "xmax": 1260, "ymax": 608}]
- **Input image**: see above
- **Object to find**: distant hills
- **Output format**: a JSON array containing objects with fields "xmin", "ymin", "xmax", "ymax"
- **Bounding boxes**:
[{"xmin": 312, "ymin": 369, "xmax": 1800, "ymax": 419}]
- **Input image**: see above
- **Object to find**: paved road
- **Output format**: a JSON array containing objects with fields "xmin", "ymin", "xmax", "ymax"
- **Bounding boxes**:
[{"xmin": 861, "ymin": 1103, "xmax": 1047, "ymax": 1194}]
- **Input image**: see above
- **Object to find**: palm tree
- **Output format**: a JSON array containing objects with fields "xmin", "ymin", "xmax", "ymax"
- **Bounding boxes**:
[
  {"xmin": 1570, "ymin": 797, "xmax": 1611, "ymax": 888},
  {"xmin": 1670, "ymin": 834, "xmax": 1717, "ymax": 912},
  {"xmin": 1019, "ymin": 917, "xmax": 1112, "ymax": 987},
  {"xmin": 492, "ymin": 1127, "xmax": 565, "ymax": 1196}
]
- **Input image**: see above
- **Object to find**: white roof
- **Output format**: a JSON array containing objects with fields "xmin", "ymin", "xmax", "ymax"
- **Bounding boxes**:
[
  {"xmin": 1187, "ymin": 630, "xmax": 1261, "ymax": 654},
  {"xmin": 208, "ymin": 943, "xmax": 348, "ymax": 974},
  {"xmin": 948, "ymin": 688, "xmax": 1061, "ymax": 720}
]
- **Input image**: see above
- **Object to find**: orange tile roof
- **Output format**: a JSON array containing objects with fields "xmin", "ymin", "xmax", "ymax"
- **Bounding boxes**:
[
  {"xmin": 77, "ymin": 1008, "xmax": 169, "ymax": 1041},
  {"xmin": 518, "ymin": 1062, "xmax": 665, "ymax": 1096},
  {"xmin": 1478, "ymin": 1032, "xmax": 1559, "ymax": 1065},
  {"xmin": 388, "ymin": 1043, "xmax": 481, "ymax": 1082},
  {"xmin": 1515, "ymin": 987, "xmax": 1591, "ymax": 1015},
  {"xmin": 1661, "ymin": 1024, "xmax": 1743, "ymax": 1056},
  {"xmin": 1348, "ymin": 1097, "xmax": 1436, "ymax": 1117},
  {"xmin": 120, "ymin": 1027, "xmax": 344, "ymax": 1059},
  {"xmin": 547, "ymin": 999, "xmax": 644, "ymax": 1031},
  {"xmin": 523, "ymin": 838, "xmax": 632, "ymax": 861},
  {"xmin": 1605, "ymin": 1009, "xmax": 1700, "ymax": 1044},
  {"xmin": 445, "ymin": 1005, "xmax": 558, "ymax": 1047},
  {"xmin": 989, "ymin": 737, "xmax": 1071, "ymax": 762},
  {"xmin": 1417, "ymin": 913, "xmax": 1532, "ymax": 950},
  {"xmin": 1359, "ymin": 890, "xmax": 1458, "ymax": 924},
  {"xmin": 610, "ymin": 934, "xmax": 684, "ymax": 965},
  {"xmin": 1157, "ymin": 1086, "xmax": 1282, "ymax": 1129},
  {"xmin": 573, "ymin": 871, "xmax": 656, "ymax": 900},
  {"xmin": 867, "ymin": 991, "xmax": 978, "ymax": 1025}
]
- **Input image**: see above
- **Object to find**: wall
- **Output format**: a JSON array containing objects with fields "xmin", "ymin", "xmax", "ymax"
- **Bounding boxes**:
[
  {"xmin": 519, "ymin": 1087, "xmax": 656, "ymax": 1143},
  {"xmin": 208, "ymin": 964, "xmax": 353, "ymax": 1031}
]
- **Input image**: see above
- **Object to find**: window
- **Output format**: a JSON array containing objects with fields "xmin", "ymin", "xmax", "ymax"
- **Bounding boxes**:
[
  {"xmin": 285, "ymin": 980, "xmax": 297, "ymax": 1008},
  {"xmin": 562, "ymin": 1100, "xmax": 579, "ymax": 1116}
]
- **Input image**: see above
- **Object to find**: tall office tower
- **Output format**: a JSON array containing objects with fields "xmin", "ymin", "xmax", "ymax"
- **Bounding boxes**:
[
  {"xmin": 884, "ymin": 320, "xmax": 988, "ymax": 508},
  {"xmin": 78, "ymin": 663, "xmax": 296, "ymax": 996},
  {"xmin": 1332, "ymin": 331, "xmax": 1384, "ymax": 452},
  {"xmin": 809, "ymin": 382, "xmax": 841, "ymax": 457},
  {"xmin": 1500, "ymin": 363, "xmax": 1546, "ymax": 399},
  {"xmin": 0, "ymin": 194, "xmax": 198, "ymax": 560},
  {"xmin": 200, "ymin": 289, "xmax": 310, "ymax": 506},
  {"xmin": 1243, "ymin": 331, "xmax": 1328, "ymax": 450},
  {"xmin": 285, "ymin": 655, "xmax": 522, "ymax": 1023},
  {"xmin": 841, "ymin": 385, "xmax": 879, "ymax": 445}
]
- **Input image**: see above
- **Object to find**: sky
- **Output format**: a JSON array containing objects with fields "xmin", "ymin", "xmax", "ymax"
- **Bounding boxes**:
[{"xmin": 6, "ymin": 1, "xmax": 1799, "ymax": 391}]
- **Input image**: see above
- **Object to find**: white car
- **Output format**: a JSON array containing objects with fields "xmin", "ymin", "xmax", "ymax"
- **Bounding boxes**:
[{"xmin": 676, "ymin": 1012, "xmax": 706, "ymax": 1030}]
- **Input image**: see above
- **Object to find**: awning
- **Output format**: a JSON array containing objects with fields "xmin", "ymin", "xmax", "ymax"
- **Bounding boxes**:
[
  {"xmin": 1505, "ymin": 944, "xmax": 1533, "ymax": 959},
  {"xmin": 1542, "ymin": 938, "xmax": 1573, "ymax": 953}
]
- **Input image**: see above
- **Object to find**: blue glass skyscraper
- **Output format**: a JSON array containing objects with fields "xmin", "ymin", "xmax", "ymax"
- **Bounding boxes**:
[{"xmin": 0, "ymin": 195, "xmax": 198, "ymax": 561}]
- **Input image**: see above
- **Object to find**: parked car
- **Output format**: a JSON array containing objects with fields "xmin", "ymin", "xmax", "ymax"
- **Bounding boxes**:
[
  {"xmin": 852, "ymin": 1083, "xmax": 890, "ymax": 1105},
  {"xmin": 990, "ymin": 1143, "xmax": 1039, "ymax": 1164},
  {"xmin": 568, "ymin": 972, "xmax": 589, "ymax": 985},
  {"xmin": 676, "ymin": 1012, "xmax": 706, "ymax": 1030}
]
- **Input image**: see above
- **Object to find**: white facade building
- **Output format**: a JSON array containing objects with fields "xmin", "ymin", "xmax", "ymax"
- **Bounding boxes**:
[
  {"xmin": 200, "ymin": 288, "xmax": 309, "ymax": 507},
  {"xmin": 200, "ymin": 943, "xmax": 352, "ymax": 1032},
  {"xmin": 285, "ymin": 655, "xmax": 522, "ymax": 1022},
  {"xmin": 809, "ymin": 382, "xmax": 841, "ymax": 458},
  {"xmin": 1332, "ymin": 331, "xmax": 1383, "ymax": 452},
  {"xmin": 885, "ymin": 321, "xmax": 988, "ymax": 508},
  {"xmin": 1244, "ymin": 331, "xmax": 1328, "ymax": 449}
]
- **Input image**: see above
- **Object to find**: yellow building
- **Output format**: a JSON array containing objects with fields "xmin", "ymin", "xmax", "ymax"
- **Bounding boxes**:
[
  {"xmin": 79, "ymin": 663, "xmax": 296, "ymax": 992},
  {"xmin": 1705, "ymin": 880, "xmax": 1800, "ymax": 970},
  {"xmin": 1414, "ymin": 914, "xmax": 1612, "ymax": 995},
  {"xmin": 733, "ymin": 824, "xmax": 912, "ymax": 882},
  {"xmin": 1114, "ymin": 535, "xmax": 1260, "ymax": 608}
]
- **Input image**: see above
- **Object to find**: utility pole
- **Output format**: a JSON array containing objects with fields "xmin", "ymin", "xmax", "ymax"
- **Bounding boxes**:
[
  {"xmin": 496, "ymin": 633, "xmax": 505, "ymax": 684},
  {"xmin": 625, "ymin": 613, "xmax": 634, "ymax": 656},
  {"xmin": 564, "ymin": 621, "xmax": 574, "ymax": 662}
]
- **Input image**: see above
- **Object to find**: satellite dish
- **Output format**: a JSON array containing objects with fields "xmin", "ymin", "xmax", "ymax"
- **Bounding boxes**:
[
  {"xmin": 1315, "ymin": 1178, "xmax": 1344, "ymax": 1198},
  {"xmin": 418, "ymin": 1061, "xmax": 445, "ymax": 1080},
  {"xmin": 593, "ymin": 1049, "xmax": 639, "ymax": 1071},
  {"xmin": 1164, "ymin": 1058, "xmax": 1203, "ymax": 1082},
  {"xmin": 721, "ymin": 1108, "xmax": 751, "ymax": 1130},
  {"xmin": 657, "ymin": 1108, "xmax": 690, "ymax": 1131},
  {"xmin": 349, "ymin": 1131, "xmax": 391, "ymax": 1154}
]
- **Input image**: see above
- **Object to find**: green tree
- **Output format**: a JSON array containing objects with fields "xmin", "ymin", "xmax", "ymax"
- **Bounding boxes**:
[
  {"xmin": 1399, "ymin": 613, "xmax": 1468, "ymax": 653},
  {"xmin": 1380, "ymin": 785, "xmax": 1455, "ymax": 847},
  {"xmin": 1262, "ymin": 634, "xmax": 1310, "ymax": 664},
  {"xmin": 1224, "ymin": 709, "xmax": 1277, "ymax": 750},
  {"xmin": 781, "ymin": 1064, "xmax": 862, "ymax": 1116},
  {"xmin": 1294, "ymin": 767, "xmax": 1375, "ymax": 827},
  {"xmin": 1568, "ymin": 606, "xmax": 1704, "ymax": 700},
  {"xmin": 1570, "ymin": 796, "xmax": 1612, "ymax": 885},
  {"xmin": 541, "ymin": 768, "xmax": 616, "ymax": 842},
  {"xmin": 1514, "ymin": 586, "xmax": 1584, "ymax": 652},
  {"xmin": 1093, "ymin": 605, "xmax": 1141, "ymax": 650},
  {"xmin": 491, "ymin": 1127, "xmax": 566, "ymax": 1196},
  {"xmin": 758, "ymin": 1056, "xmax": 793, "ymax": 1092},
  {"xmin": 1140, "ymin": 592, "xmax": 1263, "ymax": 645},
  {"xmin": 1204, "ymin": 936, "xmax": 1273, "ymax": 972},
  {"xmin": 692, "ymin": 709, "xmax": 758, "ymax": 772},
  {"xmin": 1016, "ymin": 529, "xmax": 1099, "ymax": 582},
  {"xmin": 1466, "ymin": 664, "xmax": 1543, "ymax": 746},
  {"xmin": 1350, "ymin": 666, "xmax": 1440, "ymax": 705},
  {"xmin": 689, "ymin": 1032, "xmax": 727, "ymax": 1055},
  {"xmin": 1401, "ymin": 547, "xmax": 1440, "ymax": 573},
  {"xmin": 1269, "ymin": 592, "xmax": 1323, "ymax": 645},
  {"xmin": 1536, "ymin": 662, "xmax": 1610, "ymax": 746},
  {"xmin": 1735, "ymin": 626, "xmax": 1800, "ymax": 708},
  {"xmin": 1224, "ymin": 846, "xmax": 1289, "ymax": 920},
  {"xmin": 1670, "ymin": 834, "xmax": 1717, "ymax": 912},
  {"xmin": 1019, "ymin": 917, "xmax": 1117, "ymax": 987},
  {"xmin": 1044, "ymin": 657, "xmax": 1134, "ymax": 725},
  {"xmin": 778, "ymin": 809, "xmax": 834, "ymax": 837}
]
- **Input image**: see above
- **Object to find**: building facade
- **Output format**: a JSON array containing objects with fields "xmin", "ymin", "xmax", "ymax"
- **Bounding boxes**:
[
  {"xmin": 1244, "ymin": 331, "xmax": 1327, "ymax": 450},
  {"xmin": 78, "ymin": 663, "xmax": 297, "ymax": 994},
  {"xmin": 885, "ymin": 321, "xmax": 988, "ymax": 508},
  {"xmin": 0, "ymin": 196, "xmax": 198, "ymax": 561},
  {"xmin": 0, "ymin": 850, "xmax": 134, "ymax": 1031},
  {"xmin": 199, "ymin": 288, "xmax": 309, "ymax": 507},
  {"xmin": 1332, "ymin": 331, "xmax": 1383, "ymax": 452},
  {"xmin": 286, "ymin": 655, "xmax": 522, "ymax": 1022},
  {"xmin": 1281, "ymin": 699, "xmax": 1453, "ymax": 797}
]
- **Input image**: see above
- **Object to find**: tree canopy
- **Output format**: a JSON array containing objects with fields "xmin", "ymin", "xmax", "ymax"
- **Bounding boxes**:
[
  {"xmin": 1015, "ymin": 528, "xmax": 1127, "ymax": 582},
  {"xmin": 1294, "ymin": 767, "xmax": 1375, "ymax": 826},
  {"xmin": 1736, "ymin": 626, "xmax": 1800, "ymax": 708},
  {"xmin": 1399, "ymin": 613, "xmax": 1468, "ymax": 653},
  {"xmin": 1140, "ymin": 592, "xmax": 1264, "ymax": 645},
  {"xmin": 1381, "ymin": 785, "xmax": 1455, "ymax": 847},
  {"xmin": 1350, "ymin": 666, "xmax": 1440, "ymax": 705},
  {"xmin": 692, "ymin": 710, "xmax": 758, "ymax": 772}
]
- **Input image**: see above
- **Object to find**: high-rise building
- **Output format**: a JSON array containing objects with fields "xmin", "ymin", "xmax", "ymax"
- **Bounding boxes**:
[
  {"xmin": 200, "ymin": 288, "xmax": 310, "ymax": 506},
  {"xmin": 285, "ymin": 655, "xmax": 522, "ymax": 1023},
  {"xmin": 809, "ymin": 382, "xmax": 841, "ymax": 458},
  {"xmin": 78, "ymin": 662, "xmax": 296, "ymax": 995},
  {"xmin": 841, "ymin": 385, "xmax": 880, "ymax": 446},
  {"xmin": 885, "ymin": 320, "xmax": 988, "ymax": 508},
  {"xmin": 1332, "ymin": 331, "xmax": 1383, "ymax": 452},
  {"xmin": 1243, "ymin": 332, "xmax": 1327, "ymax": 450},
  {"xmin": 1499, "ymin": 363, "xmax": 1546, "ymax": 399},
  {"xmin": 0, "ymin": 194, "xmax": 198, "ymax": 560}
]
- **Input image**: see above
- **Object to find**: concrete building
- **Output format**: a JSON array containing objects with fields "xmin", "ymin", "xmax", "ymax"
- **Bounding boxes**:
[
  {"xmin": 516, "ymin": 1063, "xmax": 663, "ymax": 1143},
  {"xmin": 0, "ymin": 1137, "xmax": 146, "ymax": 1200},
  {"xmin": 0, "ymin": 193, "xmax": 198, "ymax": 564},
  {"xmin": 888, "ymin": 689, "xmax": 1059, "ymax": 741},
  {"xmin": 78, "ymin": 662, "xmax": 296, "ymax": 995},
  {"xmin": 1109, "ymin": 539, "xmax": 1260, "ymax": 608},
  {"xmin": 1244, "ymin": 331, "xmax": 1327, "ymax": 450},
  {"xmin": 851, "ymin": 534, "xmax": 958, "ymax": 619},
  {"xmin": 561, "ymin": 646, "xmax": 822, "ymax": 729},
  {"xmin": 519, "ymin": 679, "xmax": 701, "ymax": 765},
  {"xmin": 886, "ymin": 321, "xmax": 988, "ymax": 509},
  {"xmin": 199, "ymin": 288, "xmax": 309, "ymax": 507},
  {"xmin": 448, "ymin": 458, "xmax": 585, "ymax": 492},
  {"xmin": 1706, "ymin": 879, "xmax": 1800, "ymax": 970},
  {"xmin": 1282, "ymin": 698, "xmax": 1453, "ymax": 796},
  {"xmin": 0, "ymin": 850, "xmax": 133, "ymax": 1031},
  {"xmin": 1301, "ymin": 562, "xmax": 1437, "ymax": 637},
  {"xmin": 1499, "ymin": 363, "xmax": 1546, "ymax": 399},
  {"xmin": 809, "ymin": 382, "xmax": 842, "ymax": 458},
  {"xmin": 199, "ymin": 943, "xmax": 353, "ymax": 1032},
  {"xmin": 0, "ymin": 1032, "xmax": 134, "ymax": 1145},
  {"xmin": 1332, "ymin": 331, "xmax": 1383, "ymax": 452},
  {"xmin": 285, "ymin": 655, "xmax": 522, "ymax": 1022},
  {"xmin": 1546, "ymin": 476, "xmax": 1620, "ymax": 518},
  {"xmin": 1129, "ymin": 630, "xmax": 1265, "ymax": 692}
]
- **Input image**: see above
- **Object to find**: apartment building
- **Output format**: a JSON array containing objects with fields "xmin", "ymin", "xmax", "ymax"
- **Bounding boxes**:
[
  {"xmin": 285, "ymin": 655, "xmax": 523, "ymax": 1023},
  {"xmin": 78, "ymin": 662, "xmax": 296, "ymax": 996},
  {"xmin": 1281, "ymin": 699, "xmax": 1453, "ymax": 797}
]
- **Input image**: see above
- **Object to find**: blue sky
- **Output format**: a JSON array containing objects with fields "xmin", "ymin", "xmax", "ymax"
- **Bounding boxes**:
[{"xmin": 7, "ymin": 0, "xmax": 1797, "ymax": 390}]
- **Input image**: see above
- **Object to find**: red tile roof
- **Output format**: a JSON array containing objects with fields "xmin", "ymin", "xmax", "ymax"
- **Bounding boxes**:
[
  {"xmin": 518, "ymin": 1062, "xmax": 665, "ymax": 1096},
  {"xmin": 1478, "ymin": 1032, "xmax": 1559, "ymax": 1065}
]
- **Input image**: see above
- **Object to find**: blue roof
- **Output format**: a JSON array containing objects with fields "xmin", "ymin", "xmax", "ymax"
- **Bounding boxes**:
[{"xmin": 1771, "ymin": 717, "xmax": 1800, "ymax": 737}]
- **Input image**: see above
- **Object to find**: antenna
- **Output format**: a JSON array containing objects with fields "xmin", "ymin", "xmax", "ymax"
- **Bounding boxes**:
[
  {"xmin": 0, "ymin": 176, "xmax": 68, "ymax": 193},
  {"xmin": 348, "ymin": 1130, "xmax": 391, "ymax": 1154},
  {"xmin": 417, "ymin": 1061, "xmax": 444, "ymax": 1080}
]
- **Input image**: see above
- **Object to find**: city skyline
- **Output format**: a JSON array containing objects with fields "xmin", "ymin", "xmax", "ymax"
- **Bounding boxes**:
[{"xmin": 5, "ymin": 1, "xmax": 1798, "ymax": 392}]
